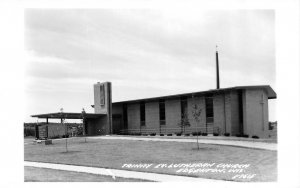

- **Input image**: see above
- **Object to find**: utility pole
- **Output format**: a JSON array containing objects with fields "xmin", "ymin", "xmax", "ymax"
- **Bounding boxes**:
[{"xmin": 216, "ymin": 45, "xmax": 220, "ymax": 89}]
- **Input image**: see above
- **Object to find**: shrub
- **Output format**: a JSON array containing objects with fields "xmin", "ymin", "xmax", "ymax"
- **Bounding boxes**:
[
  {"xmin": 201, "ymin": 133, "xmax": 208, "ymax": 136},
  {"xmin": 24, "ymin": 128, "xmax": 35, "ymax": 137},
  {"xmin": 50, "ymin": 135, "xmax": 60, "ymax": 139},
  {"xmin": 252, "ymin": 135, "xmax": 259, "ymax": 139},
  {"xmin": 224, "ymin": 133, "xmax": 230, "ymax": 137},
  {"xmin": 213, "ymin": 133, "xmax": 219, "ymax": 136},
  {"xmin": 167, "ymin": 134, "xmax": 172, "ymax": 136},
  {"xmin": 192, "ymin": 132, "xmax": 202, "ymax": 136}
]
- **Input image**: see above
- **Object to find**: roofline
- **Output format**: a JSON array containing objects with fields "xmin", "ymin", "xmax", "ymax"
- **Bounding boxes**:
[
  {"xmin": 31, "ymin": 112, "xmax": 106, "ymax": 119},
  {"xmin": 112, "ymin": 85, "xmax": 276, "ymax": 105}
]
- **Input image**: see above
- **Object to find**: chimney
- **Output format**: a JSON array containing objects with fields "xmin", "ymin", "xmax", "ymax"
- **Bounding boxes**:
[{"xmin": 216, "ymin": 46, "xmax": 220, "ymax": 89}]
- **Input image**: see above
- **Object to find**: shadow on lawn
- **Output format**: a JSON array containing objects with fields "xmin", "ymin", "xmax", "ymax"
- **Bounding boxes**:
[
  {"xmin": 59, "ymin": 151, "xmax": 82, "ymax": 154},
  {"xmin": 190, "ymin": 147, "xmax": 218, "ymax": 151}
]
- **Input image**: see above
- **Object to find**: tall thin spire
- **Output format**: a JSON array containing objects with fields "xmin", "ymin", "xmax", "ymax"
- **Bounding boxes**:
[{"xmin": 216, "ymin": 45, "xmax": 220, "ymax": 89}]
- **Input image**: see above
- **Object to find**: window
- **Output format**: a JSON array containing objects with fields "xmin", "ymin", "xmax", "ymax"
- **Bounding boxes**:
[
  {"xmin": 180, "ymin": 96, "xmax": 188, "ymax": 119},
  {"xmin": 100, "ymin": 84, "xmax": 105, "ymax": 105},
  {"xmin": 159, "ymin": 99, "xmax": 166, "ymax": 125},
  {"xmin": 140, "ymin": 101, "xmax": 145, "ymax": 126},
  {"xmin": 205, "ymin": 94, "xmax": 214, "ymax": 123},
  {"xmin": 123, "ymin": 104, "xmax": 128, "ymax": 129}
]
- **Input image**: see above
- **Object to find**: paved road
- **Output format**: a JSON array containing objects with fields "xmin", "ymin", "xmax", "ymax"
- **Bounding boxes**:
[
  {"xmin": 88, "ymin": 136, "xmax": 277, "ymax": 151},
  {"xmin": 24, "ymin": 161, "xmax": 239, "ymax": 183}
]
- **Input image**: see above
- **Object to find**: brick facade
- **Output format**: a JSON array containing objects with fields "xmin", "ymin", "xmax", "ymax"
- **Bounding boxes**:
[
  {"xmin": 243, "ymin": 89, "xmax": 269, "ymax": 138},
  {"xmin": 213, "ymin": 93, "xmax": 225, "ymax": 134},
  {"xmin": 108, "ymin": 86, "xmax": 275, "ymax": 138},
  {"xmin": 145, "ymin": 102, "xmax": 159, "ymax": 129},
  {"xmin": 32, "ymin": 82, "xmax": 275, "ymax": 139},
  {"xmin": 127, "ymin": 103, "xmax": 140, "ymax": 130},
  {"xmin": 187, "ymin": 96, "xmax": 206, "ymax": 128},
  {"xmin": 165, "ymin": 99, "xmax": 181, "ymax": 129}
]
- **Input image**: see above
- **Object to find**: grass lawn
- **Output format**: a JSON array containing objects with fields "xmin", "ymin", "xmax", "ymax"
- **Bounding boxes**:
[
  {"xmin": 116, "ymin": 135, "xmax": 277, "ymax": 143},
  {"xmin": 24, "ymin": 137, "xmax": 277, "ymax": 182},
  {"xmin": 25, "ymin": 166, "xmax": 151, "ymax": 182}
]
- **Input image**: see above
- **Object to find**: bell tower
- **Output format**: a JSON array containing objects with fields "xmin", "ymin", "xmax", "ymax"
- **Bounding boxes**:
[{"xmin": 93, "ymin": 82, "xmax": 112, "ymax": 134}]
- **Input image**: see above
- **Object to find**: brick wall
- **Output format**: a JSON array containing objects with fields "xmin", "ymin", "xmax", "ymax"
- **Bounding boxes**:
[
  {"xmin": 145, "ymin": 101, "xmax": 159, "ymax": 129},
  {"xmin": 187, "ymin": 96, "xmax": 206, "ymax": 128},
  {"xmin": 127, "ymin": 103, "xmax": 140, "ymax": 129},
  {"xmin": 165, "ymin": 99, "xmax": 181, "ymax": 129},
  {"xmin": 213, "ymin": 93, "xmax": 225, "ymax": 134},
  {"xmin": 224, "ymin": 92, "xmax": 232, "ymax": 134},
  {"xmin": 230, "ymin": 90, "xmax": 240, "ymax": 136},
  {"xmin": 110, "ymin": 88, "xmax": 271, "ymax": 138},
  {"xmin": 243, "ymin": 89, "xmax": 269, "ymax": 138}
]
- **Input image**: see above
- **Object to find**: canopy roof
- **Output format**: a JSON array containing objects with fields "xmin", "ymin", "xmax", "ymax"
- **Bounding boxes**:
[{"xmin": 31, "ymin": 112, "xmax": 105, "ymax": 119}]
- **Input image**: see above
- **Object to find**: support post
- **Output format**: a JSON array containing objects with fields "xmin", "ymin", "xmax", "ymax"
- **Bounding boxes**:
[
  {"xmin": 216, "ymin": 48, "xmax": 220, "ymax": 89},
  {"xmin": 35, "ymin": 123, "xmax": 39, "ymax": 140}
]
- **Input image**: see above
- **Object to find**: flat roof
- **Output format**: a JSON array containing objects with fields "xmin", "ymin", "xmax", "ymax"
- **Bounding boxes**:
[
  {"xmin": 31, "ymin": 112, "xmax": 105, "ymax": 119},
  {"xmin": 112, "ymin": 85, "xmax": 276, "ymax": 105}
]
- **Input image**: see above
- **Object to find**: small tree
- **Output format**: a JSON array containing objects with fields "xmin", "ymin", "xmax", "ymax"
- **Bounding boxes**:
[
  {"xmin": 192, "ymin": 104, "xmax": 202, "ymax": 150},
  {"xmin": 81, "ymin": 108, "xmax": 87, "ymax": 143},
  {"xmin": 60, "ymin": 108, "xmax": 68, "ymax": 153},
  {"xmin": 178, "ymin": 111, "xmax": 191, "ymax": 134}
]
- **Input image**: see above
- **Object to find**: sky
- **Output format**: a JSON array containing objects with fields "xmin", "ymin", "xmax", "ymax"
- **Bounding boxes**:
[{"xmin": 24, "ymin": 9, "xmax": 276, "ymax": 122}]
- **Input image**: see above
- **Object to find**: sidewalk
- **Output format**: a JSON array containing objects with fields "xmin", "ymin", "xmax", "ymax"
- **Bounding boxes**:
[
  {"xmin": 88, "ymin": 136, "xmax": 277, "ymax": 151},
  {"xmin": 24, "ymin": 161, "xmax": 237, "ymax": 183}
]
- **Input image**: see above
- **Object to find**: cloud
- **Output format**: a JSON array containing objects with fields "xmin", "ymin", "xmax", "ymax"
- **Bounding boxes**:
[
  {"xmin": 26, "ymin": 50, "xmax": 72, "ymax": 64},
  {"xmin": 24, "ymin": 9, "xmax": 276, "ymax": 121}
]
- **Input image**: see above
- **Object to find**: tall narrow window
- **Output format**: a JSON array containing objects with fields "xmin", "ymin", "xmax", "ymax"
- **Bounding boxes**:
[
  {"xmin": 180, "ymin": 96, "xmax": 188, "ymax": 118},
  {"xmin": 205, "ymin": 94, "xmax": 214, "ymax": 123},
  {"xmin": 100, "ymin": 84, "xmax": 105, "ymax": 105},
  {"xmin": 140, "ymin": 101, "xmax": 145, "ymax": 126},
  {"xmin": 159, "ymin": 99, "xmax": 166, "ymax": 125},
  {"xmin": 123, "ymin": 104, "xmax": 128, "ymax": 129},
  {"xmin": 238, "ymin": 90, "xmax": 244, "ymax": 134}
]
